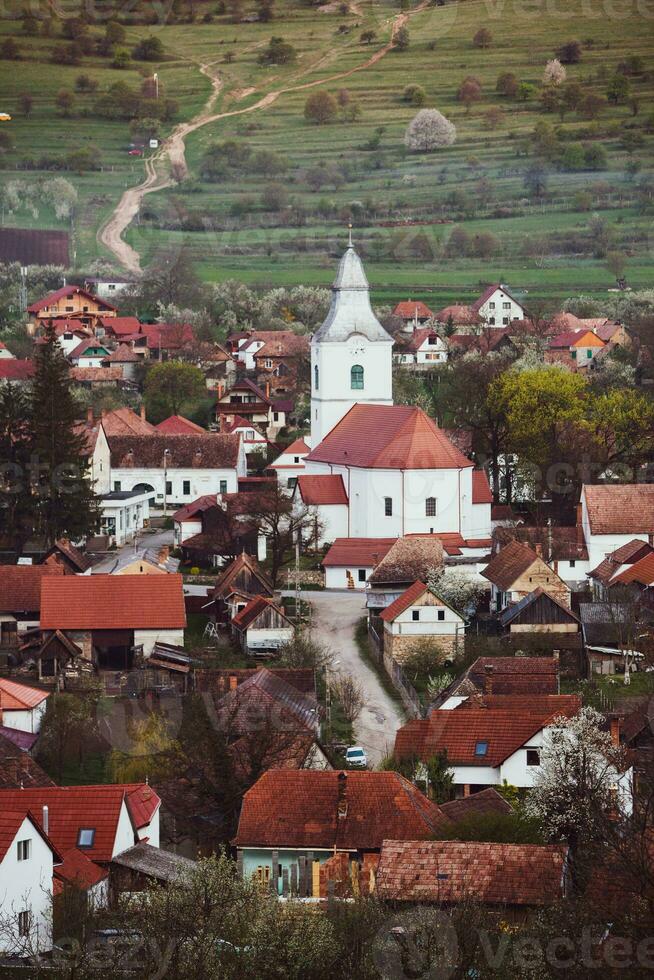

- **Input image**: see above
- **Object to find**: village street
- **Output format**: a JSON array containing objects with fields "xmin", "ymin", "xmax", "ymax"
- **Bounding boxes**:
[
  {"xmin": 91, "ymin": 527, "xmax": 174, "ymax": 574},
  {"xmin": 299, "ymin": 591, "xmax": 405, "ymax": 766}
]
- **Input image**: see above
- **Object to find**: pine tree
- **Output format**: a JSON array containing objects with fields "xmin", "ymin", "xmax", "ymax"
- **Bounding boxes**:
[
  {"xmin": 30, "ymin": 323, "xmax": 98, "ymax": 546},
  {"xmin": 0, "ymin": 381, "xmax": 37, "ymax": 556}
]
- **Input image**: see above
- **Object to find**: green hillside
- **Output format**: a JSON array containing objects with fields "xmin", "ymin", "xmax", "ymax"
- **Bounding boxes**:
[{"xmin": 0, "ymin": 0, "xmax": 652, "ymax": 306}]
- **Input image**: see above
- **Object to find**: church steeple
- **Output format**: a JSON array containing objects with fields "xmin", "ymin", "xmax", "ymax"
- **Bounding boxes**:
[{"xmin": 310, "ymin": 236, "xmax": 394, "ymax": 446}]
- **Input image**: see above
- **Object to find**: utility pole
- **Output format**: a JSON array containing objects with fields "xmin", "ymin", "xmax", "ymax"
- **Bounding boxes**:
[
  {"xmin": 162, "ymin": 448, "xmax": 170, "ymax": 518},
  {"xmin": 153, "ymin": 72, "xmax": 159, "ymax": 99},
  {"xmin": 18, "ymin": 266, "xmax": 27, "ymax": 312}
]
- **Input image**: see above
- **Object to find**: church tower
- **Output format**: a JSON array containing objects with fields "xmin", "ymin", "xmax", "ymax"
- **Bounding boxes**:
[{"xmin": 310, "ymin": 235, "xmax": 394, "ymax": 446}]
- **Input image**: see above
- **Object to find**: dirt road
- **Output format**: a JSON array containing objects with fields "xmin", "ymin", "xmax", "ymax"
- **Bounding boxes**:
[
  {"xmin": 97, "ymin": 5, "xmax": 425, "ymax": 273},
  {"xmin": 302, "ymin": 591, "xmax": 405, "ymax": 766}
]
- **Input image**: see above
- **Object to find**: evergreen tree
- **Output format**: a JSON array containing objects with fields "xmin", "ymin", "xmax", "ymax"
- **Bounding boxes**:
[
  {"xmin": 0, "ymin": 381, "xmax": 36, "ymax": 556},
  {"xmin": 30, "ymin": 323, "xmax": 98, "ymax": 546}
]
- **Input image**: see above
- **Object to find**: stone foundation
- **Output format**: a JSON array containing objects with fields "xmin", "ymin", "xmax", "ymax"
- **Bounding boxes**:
[{"xmin": 384, "ymin": 632, "xmax": 458, "ymax": 665}]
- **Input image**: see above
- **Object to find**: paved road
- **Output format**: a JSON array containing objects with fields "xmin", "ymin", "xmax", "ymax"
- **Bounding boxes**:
[
  {"xmin": 301, "ymin": 591, "xmax": 405, "ymax": 766},
  {"xmin": 91, "ymin": 528, "xmax": 174, "ymax": 574}
]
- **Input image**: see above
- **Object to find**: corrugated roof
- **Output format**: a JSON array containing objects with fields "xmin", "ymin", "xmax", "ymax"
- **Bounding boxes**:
[{"xmin": 40, "ymin": 574, "xmax": 187, "ymax": 630}]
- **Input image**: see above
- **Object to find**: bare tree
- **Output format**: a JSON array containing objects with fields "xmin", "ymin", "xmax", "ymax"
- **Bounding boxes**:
[{"xmin": 330, "ymin": 675, "xmax": 364, "ymax": 724}]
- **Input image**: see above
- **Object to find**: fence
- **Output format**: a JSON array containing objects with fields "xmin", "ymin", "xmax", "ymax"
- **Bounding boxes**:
[{"xmin": 368, "ymin": 622, "xmax": 425, "ymax": 720}]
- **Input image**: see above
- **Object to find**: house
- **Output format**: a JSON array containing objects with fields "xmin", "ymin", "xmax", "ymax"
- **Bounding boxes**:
[
  {"xmin": 97, "ymin": 315, "xmax": 142, "ymax": 340},
  {"xmin": 548, "ymin": 329, "xmax": 605, "ymax": 369},
  {"xmin": 0, "ymin": 808, "xmax": 61, "ymax": 953},
  {"xmin": 439, "ymin": 786, "xmax": 513, "ymax": 821},
  {"xmin": 213, "ymin": 666, "xmax": 320, "ymax": 736},
  {"xmin": 588, "ymin": 539, "xmax": 654, "ymax": 599},
  {"xmin": 252, "ymin": 332, "xmax": 310, "ymax": 389},
  {"xmin": 579, "ymin": 601, "xmax": 652, "ymax": 675},
  {"xmin": 36, "ymin": 320, "xmax": 93, "ymax": 357},
  {"xmin": 222, "ymin": 415, "xmax": 271, "ymax": 458},
  {"xmin": 482, "ymin": 540, "xmax": 570, "ymax": 612},
  {"xmin": 499, "ymin": 588, "xmax": 581, "ymax": 642},
  {"xmin": 104, "ymin": 343, "xmax": 141, "ymax": 381},
  {"xmin": 393, "ymin": 695, "xmax": 581, "ymax": 794},
  {"xmin": 176, "ymin": 495, "xmax": 263, "ymax": 570},
  {"xmin": 0, "ymin": 340, "xmax": 14, "ymax": 359},
  {"xmin": 233, "ymin": 770, "xmax": 451, "ymax": 896},
  {"xmin": 609, "ymin": 549, "xmax": 654, "ymax": 595},
  {"xmin": 231, "ymin": 597, "xmax": 295, "ymax": 656},
  {"xmin": 436, "ymin": 656, "xmax": 560, "ymax": 707},
  {"xmin": 0, "ymin": 564, "xmax": 66, "ymax": 639},
  {"xmin": 0, "ymin": 679, "xmax": 49, "ymax": 735},
  {"xmin": 155, "ymin": 415, "xmax": 205, "ymax": 435},
  {"xmin": 471, "ymin": 284, "xmax": 526, "ymax": 327},
  {"xmin": 40, "ymin": 539, "xmax": 93, "ymax": 575},
  {"xmin": 32, "ymin": 630, "xmax": 86, "ymax": 683},
  {"xmin": 270, "ymin": 437, "xmax": 311, "ymax": 490},
  {"xmin": 392, "ymin": 299, "xmax": 434, "ymax": 330},
  {"xmin": 392, "ymin": 328, "xmax": 448, "ymax": 367},
  {"xmin": 366, "ymin": 535, "xmax": 445, "ymax": 616},
  {"xmin": 212, "ymin": 552, "xmax": 275, "ymax": 623},
  {"xmin": 294, "ymin": 475, "xmax": 349, "ymax": 545},
  {"xmin": 67, "ymin": 339, "xmax": 111, "ymax": 368},
  {"xmin": 96, "ymin": 406, "xmax": 155, "ymax": 437},
  {"xmin": 434, "ymin": 304, "xmax": 482, "ymax": 330},
  {"xmin": 84, "ymin": 275, "xmax": 132, "ymax": 301},
  {"xmin": 109, "ymin": 842, "xmax": 195, "ymax": 901},
  {"xmin": 0, "ymin": 359, "xmax": 34, "ymax": 384},
  {"xmin": 375, "ymin": 840, "xmax": 569, "ymax": 914},
  {"xmin": 70, "ymin": 365, "xmax": 126, "ymax": 388},
  {"xmin": 172, "ymin": 494, "xmax": 218, "ymax": 546},
  {"xmin": 379, "ymin": 580, "xmax": 466, "ymax": 664},
  {"xmin": 579, "ymin": 484, "xmax": 654, "ymax": 570},
  {"xmin": 108, "ymin": 433, "xmax": 246, "ymax": 508},
  {"xmin": 322, "ymin": 538, "xmax": 397, "ymax": 590},
  {"xmin": 493, "ymin": 524, "xmax": 590, "ymax": 586},
  {"xmin": 0, "ymin": 731, "xmax": 55, "ymax": 787},
  {"xmin": 27, "ymin": 285, "xmax": 116, "ymax": 330},
  {"xmin": 97, "ymin": 487, "xmax": 153, "ymax": 547},
  {"xmin": 136, "ymin": 322, "xmax": 196, "ymax": 360},
  {"xmin": 40, "ymin": 574, "xmax": 187, "ymax": 667},
  {"xmin": 216, "ymin": 379, "xmax": 290, "ymax": 438}
]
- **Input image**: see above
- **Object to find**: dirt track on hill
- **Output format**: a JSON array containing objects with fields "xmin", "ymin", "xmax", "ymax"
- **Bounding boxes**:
[{"xmin": 97, "ymin": 6, "xmax": 424, "ymax": 273}]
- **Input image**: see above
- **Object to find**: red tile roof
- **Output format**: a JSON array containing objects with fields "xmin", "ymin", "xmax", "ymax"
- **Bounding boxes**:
[
  {"xmin": 0, "ymin": 784, "xmax": 159, "ymax": 862},
  {"xmin": 583, "ymin": 485, "xmax": 654, "ymax": 535},
  {"xmin": 549, "ymin": 329, "xmax": 604, "ymax": 349},
  {"xmin": 70, "ymin": 366, "xmax": 124, "ymax": 383},
  {"xmin": 106, "ymin": 343, "xmax": 140, "ymax": 363},
  {"xmin": 472, "ymin": 470, "xmax": 493, "ymax": 505},
  {"xmin": 403, "ymin": 327, "xmax": 442, "ymax": 352},
  {"xmin": 297, "ymin": 475, "xmax": 348, "ymax": 506},
  {"xmin": 481, "ymin": 540, "xmax": 541, "ymax": 591},
  {"xmin": 282, "ymin": 437, "xmax": 310, "ymax": 456},
  {"xmin": 109, "ymin": 433, "xmax": 240, "ymax": 469},
  {"xmin": 588, "ymin": 539, "xmax": 653, "ymax": 583},
  {"xmin": 380, "ymin": 580, "xmax": 428, "ymax": 622},
  {"xmin": 307, "ymin": 405, "xmax": 474, "ymax": 470},
  {"xmin": 375, "ymin": 840, "xmax": 567, "ymax": 905},
  {"xmin": 0, "ymin": 359, "xmax": 34, "ymax": 381},
  {"xmin": 456, "ymin": 694, "xmax": 581, "ymax": 715},
  {"xmin": 28, "ymin": 285, "xmax": 116, "ymax": 314},
  {"xmin": 611, "ymin": 551, "xmax": 654, "ymax": 586},
  {"xmin": 139, "ymin": 322, "xmax": 195, "ymax": 349},
  {"xmin": 55, "ymin": 847, "xmax": 109, "ymax": 889},
  {"xmin": 0, "ymin": 732, "xmax": 55, "ymax": 787},
  {"xmin": 0, "ymin": 678, "xmax": 49, "ymax": 710},
  {"xmin": 214, "ymin": 666, "xmax": 317, "ymax": 734},
  {"xmin": 98, "ymin": 407, "xmax": 156, "ymax": 437},
  {"xmin": 459, "ymin": 657, "xmax": 560, "ymax": 696},
  {"xmin": 394, "ymin": 699, "xmax": 580, "ymax": 767},
  {"xmin": 155, "ymin": 415, "xmax": 206, "ymax": 435},
  {"xmin": 435, "ymin": 305, "xmax": 481, "ymax": 327},
  {"xmin": 233, "ymin": 770, "xmax": 451, "ymax": 850},
  {"xmin": 322, "ymin": 538, "xmax": 396, "ymax": 568},
  {"xmin": 172, "ymin": 494, "xmax": 217, "ymax": 523},
  {"xmin": 393, "ymin": 300, "xmax": 434, "ymax": 320},
  {"xmin": 0, "ymin": 810, "xmax": 60, "ymax": 863},
  {"xmin": 40, "ymin": 574, "xmax": 187, "ymax": 630},
  {"xmin": 440, "ymin": 787, "xmax": 512, "ymax": 821},
  {"xmin": 68, "ymin": 339, "xmax": 109, "ymax": 360},
  {"xmin": 99, "ymin": 316, "xmax": 141, "ymax": 335},
  {"xmin": 0, "ymin": 564, "xmax": 65, "ymax": 612},
  {"xmin": 124, "ymin": 783, "xmax": 161, "ymax": 829}
]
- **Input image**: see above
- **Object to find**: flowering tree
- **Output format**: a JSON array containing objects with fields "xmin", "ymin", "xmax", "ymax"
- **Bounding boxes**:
[
  {"xmin": 543, "ymin": 58, "xmax": 566, "ymax": 86},
  {"xmin": 427, "ymin": 567, "xmax": 487, "ymax": 616},
  {"xmin": 526, "ymin": 707, "xmax": 628, "ymax": 868},
  {"xmin": 404, "ymin": 109, "xmax": 456, "ymax": 152}
]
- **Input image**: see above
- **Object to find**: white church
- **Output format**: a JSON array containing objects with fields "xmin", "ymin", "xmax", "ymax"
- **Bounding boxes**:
[{"xmin": 281, "ymin": 238, "xmax": 492, "ymax": 550}]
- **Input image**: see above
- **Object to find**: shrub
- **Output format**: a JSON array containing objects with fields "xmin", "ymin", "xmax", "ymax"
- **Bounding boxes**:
[
  {"xmin": 51, "ymin": 44, "xmax": 80, "ymax": 66},
  {"xmin": 558, "ymin": 39, "xmax": 582, "ymax": 64},
  {"xmin": 75, "ymin": 74, "xmax": 98, "ymax": 93},
  {"xmin": 404, "ymin": 109, "xmax": 456, "ymax": 151},
  {"xmin": 402, "ymin": 83, "xmax": 426, "ymax": 106},
  {"xmin": 112, "ymin": 50, "xmax": 131, "ymax": 69},
  {"xmin": 132, "ymin": 36, "xmax": 165, "ymax": 61},
  {"xmin": 304, "ymin": 90, "xmax": 338, "ymax": 124},
  {"xmin": 457, "ymin": 76, "xmax": 482, "ymax": 111},
  {"xmin": 473, "ymin": 27, "xmax": 492, "ymax": 48},
  {"xmin": 394, "ymin": 26, "xmax": 409, "ymax": 51},
  {"xmin": 0, "ymin": 38, "xmax": 21, "ymax": 60},
  {"xmin": 496, "ymin": 72, "xmax": 518, "ymax": 97},
  {"xmin": 257, "ymin": 35, "xmax": 296, "ymax": 65}
]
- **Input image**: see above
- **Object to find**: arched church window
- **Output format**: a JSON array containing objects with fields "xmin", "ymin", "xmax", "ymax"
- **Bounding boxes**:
[
  {"xmin": 351, "ymin": 364, "xmax": 364, "ymax": 390},
  {"xmin": 314, "ymin": 364, "xmax": 319, "ymax": 390}
]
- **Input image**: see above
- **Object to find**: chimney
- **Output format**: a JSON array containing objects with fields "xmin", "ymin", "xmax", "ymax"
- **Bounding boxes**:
[
  {"xmin": 337, "ymin": 772, "xmax": 348, "ymax": 819},
  {"xmin": 265, "ymin": 381, "xmax": 271, "ymax": 400},
  {"xmin": 483, "ymin": 664, "xmax": 494, "ymax": 696},
  {"xmin": 610, "ymin": 717, "xmax": 622, "ymax": 747},
  {"xmin": 229, "ymin": 674, "xmax": 238, "ymax": 691},
  {"xmin": 140, "ymin": 404, "xmax": 147, "ymax": 422},
  {"xmin": 86, "ymin": 407, "xmax": 94, "ymax": 426},
  {"xmin": 535, "ymin": 542, "xmax": 543, "ymax": 558},
  {"xmin": 42, "ymin": 805, "xmax": 49, "ymax": 836}
]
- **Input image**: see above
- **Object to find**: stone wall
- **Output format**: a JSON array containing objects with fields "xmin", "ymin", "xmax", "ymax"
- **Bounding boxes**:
[
  {"xmin": 383, "ymin": 631, "xmax": 457, "ymax": 665},
  {"xmin": 284, "ymin": 569, "xmax": 325, "ymax": 588}
]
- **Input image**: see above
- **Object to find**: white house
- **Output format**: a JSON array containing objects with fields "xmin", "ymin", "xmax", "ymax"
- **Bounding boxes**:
[
  {"xmin": 304, "ymin": 242, "xmax": 491, "ymax": 545},
  {"xmin": 579, "ymin": 484, "xmax": 654, "ymax": 570},
  {"xmin": 393, "ymin": 328, "xmax": 448, "ymax": 368},
  {"xmin": 109, "ymin": 432, "xmax": 245, "ymax": 509},
  {"xmin": 84, "ymin": 275, "xmax": 132, "ymax": 301},
  {"xmin": 172, "ymin": 494, "xmax": 219, "ymax": 546},
  {"xmin": 294, "ymin": 475, "xmax": 349, "ymax": 546},
  {"xmin": 0, "ymin": 810, "xmax": 59, "ymax": 954},
  {"xmin": 471, "ymin": 284, "xmax": 525, "ymax": 327},
  {"xmin": 231, "ymin": 597, "xmax": 295, "ymax": 655},
  {"xmin": 379, "ymin": 580, "xmax": 466, "ymax": 663},
  {"xmin": 0, "ymin": 679, "xmax": 49, "ymax": 735},
  {"xmin": 68, "ymin": 340, "xmax": 112, "ymax": 368},
  {"xmin": 97, "ymin": 488, "xmax": 152, "ymax": 546},
  {"xmin": 322, "ymin": 537, "xmax": 397, "ymax": 590},
  {"xmin": 224, "ymin": 415, "xmax": 270, "ymax": 456},
  {"xmin": 270, "ymin": 437, "xmax": 310, "ymax": 490}
]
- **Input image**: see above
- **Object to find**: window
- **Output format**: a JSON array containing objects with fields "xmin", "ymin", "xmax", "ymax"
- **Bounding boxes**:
[
  {"xmin": 503, "ymin": 302, "xmax": 511, "ymax": 310},
  {"xmin": 412, "ymin": 610, "xmax": 420, "ymax": 622},
  {"xmin": 358, "ymin": 569, "xmax": 366, "ymax": 583},
  {"xmin": 314, "ymin": 364, "xmax": 319, "ymax": 390},
  {"xmin": 287, "ymin": 477, "xmax": 297, "ymax": 490},
  {"xmin": 17, "ymin": 840, "xmax": 31, "ymax": 862},
  {"xmin": 219, "ymin": 480, "xmax": 227, "ymax": 494},
  {"xmin": 587, "ymin": 349, "xmax": 592, "ymax": 358},
  {"xmin": 294, "ymin": 456, "xmax": 300, "ymax": 464},
  {"xmin": 488, "ymin": 316, "xmax": 495, "ymax": 325},
  {"xmin": 489, "ymin": 302, "xmax": 496, "ymax": 310},
  {"xmin": 425, "ymin": 497, "xmax": 436, "ymax": 517},
  {"xmin": 77, "ymin": 828, "xmax": 95, "ymax": 848},
  {"xmin": 502, "ymin": 317, "xmax": 509, "ymax": 325},
  {"xmin": 256, "ymin": 865, "xmax": 271, "ymax": 885},
  {"xmin": 246, "ymin": 430, "xmax": 255, "ymax": 440},
  {"xmin": 351, "ymin": 364, "xmax": 364, "ymax": 390},
  {"xmin": 571, "ymin": 350, "xmax": 577, "ymax": 359},
  {"xmin": 273, "ymin": 412, "xmax": 279, "ymax": 422},
  {"xmin": 526, "ymin": 749, "xmax": 540, "ymax": 767},
  {"xmin": 18, "ymin": 911, "xmax": 29, "ymax": 937},
  {"xmin": 264, "ymin": 359, "xmax": 273, "ymax": 369},
  {"xmin": 165, "ymin": 480, "xmax": 172, "ymax": 496},
  {"xmin": 569, "ymin": 560, "xmax": 576, "ymax": 568},
  {"xmin": 437, "ymin": 610, "xmax": 445, "ymax": 621},
  {"xmin": 474, "ymin": 741, "xmax": 488, "ymax": 757},
  {"xmin": 113, "ymin": 481, "xmax": 121, "ymax": 492},
  {"xmin": 384, "ymin": 497, "xmax": 392, "ymax": 517},
  {"xmin": 428, "ymin": 335, "xmax": 437, "ymax": 345}
]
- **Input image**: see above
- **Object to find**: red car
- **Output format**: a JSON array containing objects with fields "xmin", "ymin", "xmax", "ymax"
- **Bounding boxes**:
[{"xmin": 128, "ymin": 148, "xmax": 143, "ymax": 157}]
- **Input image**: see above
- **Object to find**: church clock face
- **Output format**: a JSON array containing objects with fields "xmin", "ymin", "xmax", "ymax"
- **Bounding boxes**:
[{"xmin": 349, "ymin": 339, "xmax": 365, "ymax": 357}]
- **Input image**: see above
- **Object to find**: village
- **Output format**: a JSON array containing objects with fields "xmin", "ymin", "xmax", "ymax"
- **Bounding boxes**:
[{"xmin": 0, "ymin": 240, "xmax": 653, "ymax": 973}]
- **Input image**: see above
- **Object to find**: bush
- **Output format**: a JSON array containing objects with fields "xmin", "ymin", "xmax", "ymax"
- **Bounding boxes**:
[
  {"xmin": 558, "ymin": 39, "xmax": 582, "ymax": 64},
  {"xmin": 66, "ymin": 145, "xmax": 101, "ymax": 173},
  {"xmin": 457, "ymin": 76, "xmax": 482, "ymax": 110},
  {"xmin": 51, "ymin": 44, "xmax": 80, "ymax": 66},
  {"xmin": 402, "ymin": 83, "xmax": 425, "ymax": 106},
  {"xmin": 496, "ymin": 72, "xmax": 518, "ymax": 97},
  {"xmin": 0, "ymin": 38, "xmax": 21, "ymax": 60},
  {"xmin": 543, "ymin": 59, "xmax": 566, "ymax": 86},
  {"xmin": 112, "ymin": 49, "xmax": 131, "ymax": 69},
  {"xmin": 394, "ymin": 26, "xmax": 409, "ymax": 51},
  {"xmin": 304, "ymin": 90, "xmax": 338, "ymax": 124},
  {"xmin": 473, "ymin": 27, "xmax": 492, "ymax": 48},
  {"xmin": 404, "ymin": 109, "xmax": 456, "ymax": 151},
  {"xmin": 257, "ymin": 35, "xmax": 296, "ymax": 65},
  {"xmin": 75, "ymin": 74, "xmax": 98, "ymax": 93},
  {"xmin": 132, "ymin": 36, "xmax": 165, "ymax": 61}
]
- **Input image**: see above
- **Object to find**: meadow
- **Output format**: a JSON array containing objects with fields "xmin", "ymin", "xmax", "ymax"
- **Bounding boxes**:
[{"xmin": 0, "ymin": 0, "xmax": 652, "ymax": 306}]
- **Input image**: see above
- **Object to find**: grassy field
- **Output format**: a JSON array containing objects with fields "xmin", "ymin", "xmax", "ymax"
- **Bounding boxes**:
[{"xmin": 0, "ymin": 0, "xmax": 652, "ymax": 304}]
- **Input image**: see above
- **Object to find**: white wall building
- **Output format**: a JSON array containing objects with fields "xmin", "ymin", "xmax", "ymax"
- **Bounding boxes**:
[
  {"xmin": 270, "ymin": 437, "xmax": 310, "ymax": 490},
  {"xmin": 0, "ymin": 812, "xmax": 57, "ymax": 954},
  {"xmin": 472, "ymin": 284, "xmax": 525, "ymax": 327},
  {"xmin": 580, "ymin": 484, "xmax": 654, "ymax": 569},
  {"xmin": 0, "ymin": 680, "xmax": 48, "ymax": 734}
]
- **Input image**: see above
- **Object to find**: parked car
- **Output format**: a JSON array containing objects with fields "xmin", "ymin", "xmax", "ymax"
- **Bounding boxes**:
[
  {"xmin": 128, "ymin": 149, "xmax": 143, "ymax": 156},
  {"xmin": 345, "ymin": 746, "xmax": 367, "ymax": 768}
]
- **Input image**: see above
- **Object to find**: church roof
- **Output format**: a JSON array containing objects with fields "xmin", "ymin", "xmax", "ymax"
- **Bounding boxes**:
[
  {"xmin": 306, "ymin": 404, "xmax": 474, "ymax": 471},
  {"xmin": 312, "ymin": 244, "xmax": 393, "ymax": 345}
]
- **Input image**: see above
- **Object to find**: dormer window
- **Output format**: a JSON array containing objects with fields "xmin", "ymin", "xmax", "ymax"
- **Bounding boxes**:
[
  {"xmin": 77, "ymin": 828, "xmax": 95, "ymax": 848},
  {"xmin": 474, "ymin": 741, "xmax": 488, "ymax": 757}
]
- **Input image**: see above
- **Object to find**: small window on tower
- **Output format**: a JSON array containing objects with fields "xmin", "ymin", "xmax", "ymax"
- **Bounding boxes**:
[
  {"xmin": 351, "ymin": 364, "xmax": 364, "ymax": 390},
  {"xmin": 314, "ymin": 364, "xmax": 319, "ymax": 390},
  {"xmin": 384, "ymin": 497, "xmax": 392, "ymax": 517}
]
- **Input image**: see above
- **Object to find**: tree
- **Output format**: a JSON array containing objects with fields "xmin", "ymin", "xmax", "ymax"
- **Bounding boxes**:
[
  {"xmin": 437, "ymin": 808, "xmax": 545, "ymax": 844},
  {"xmin": 543, "ymin": 58, "xmax": 566, "ymax": 85},
  {"xmin": 261, "ymin": 181, "xmax": 288, "ymax": 209},
  {"xmin": 427, "ymin": 566, "xmax": 486, "ymax": 616},
  {"xmin": 304, "ymin": 90, "xmax": 338, "ymax": 125},
  {"xmin": 496, "ymin": 71, "xmax": 518, "ymax": 97},
  {"xmin": 55, "ymin": 89, "xmax": 75, "ymax": 117},
  {"xmin": 18, "ymin": 92, "xmax": 33, "ymax": 116},
  {"xmin": 105, "ymin": 19, "xmax": 126, "ymax": 44},
  {"xmin": 360, "ymin": 29, "xmax": 376, "ymax": 44},
  {"xmin": 241, "ymin": 484, "xmax": 318, "ymax": 587},
  {"xmin": 473, "ymin": 27, "xmax": 492, "ymax": 48},
  {"xmin": 144, "ymin": 360, "xmax": 206, "ymax": 418},
  {"xmin": 0, "ymin": 38, "xmax": 20, "ymax": 60},
  {"xmin": 112, "ymin": 49, "xmax": 131, "ymax": 69},
  {"xmin": 21, "ymin": 15, "xmax": 38, "ymax": 34},
  {"xmin": 402, "ymin": 83, "xmax": 425, "ymax": 106},
  {"xmin": 483, "ymin": 106, "xmax": 504, "ymax": 129},
  {"xmin": 108, "ymin": 711, "xmax": 182, "ymax": 783},
  {"xmin": 75, "ymin": 73, "xmax": 98, "ymax": 93},
  {"xmin": 37, "ymin": 692, "xmax": 98, "ymax": 782},
  {"xmin": 557, "ymin": 39, "xmax": 582, "ymax": 64},
  {"xmin": 0, "ymin": 382, "xmax": 37, "ymax": 557},
  {"xmin": 457, "ymin": 76, "xmax": 482, "ymax": 112},
  {"xmin": 258, "ymin": 0, "xmax": 274, "ymax": 20},
  {"xmin": 257, "ymin": 35, "xmax": 296, "ymax": 65},
  {"xmin": 580, "ymin": 91, "xmax": 606, "ymax": 119},
  {"xmin": 330, "ymin": 675, "xmax": 363, "ymax": 724},
  {"xmin": 404, "ymin": 109, "xmax": 456, "ymax": 152},
  {"xmin": 30, "ymin": 324, "xmax": 98, "ymax": 547},
  {"xmin": 132, "ymin": 35, "xmax": 165, "ymax": 61},
  {"xmin": 523, "ymin": 162, "xmax": 548, "ymax": 199},
  {"xmin": 586, "ymin": 386, "xmax": 654, "ymax": 471},
  {"xmin": 394, "ymin": 26, "xmax": 409, "ymax": 51},
  {"xmin": 607, "ymin": 72, "xmax": 630, "ymax": 104},
  {"xmin": 137, "ymin": 248, "xmax": 205, "ymax": 309}
]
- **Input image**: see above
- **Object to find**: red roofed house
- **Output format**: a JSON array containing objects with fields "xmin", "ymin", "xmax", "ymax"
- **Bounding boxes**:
[
  {"xmin": 155, "ymin": 414, "xmax": 206, "ymax": 435},
  {"xmin": 322, "ymin": 537, "xmax": 397, "ymax": 590},
  {"xmin": 0, "ymin": 564, "xmax": 66, "ymax": 639},
  {"xmin": 216, "ymin": 378, "xmax": 290, "ymax": 439},
  {"xmin": 471, "ymin": 284, "xmax": 526, "ymax": 327},
  {"xmin": 234, "ymin": 770, "xmax": 451, "ymax": 896},
  {"xmin": 0, "ymin": 678, "xmax": 49, "ymax": 735},
  {"xmin": 0, "ymin": 359, "xmax": 35, "ymax": 384},
  {"xmin": 580, "ymin": 483, "xmax": 654, "ymax": 570},
  {"xmin": 221, "ymin": 414, "xmax": 271, "ymax": 458},
  {"xmin": 40, "ymin": 574, "xmax": 187, "ymax": 669},
  {"xmin": 394, "ymin": 696, "xmax": 582, "ymax": 794},
  {"xmin": 270, "ymin": 436, "xmax": 311, "ymax": 490},
  {"xmin": 548, "ymin": 328, "xmax": 605, "ymax": 369},
  {"xmin": 392, "ymin": 299, "xmax": 434, "ymax": 329},
  {"xmin": 0, "ymin": 808, "xmax": 61, "ymax": 953},
  {"xmin": 393, "ymin": 327, "xmax": 448, "ymax": 367},
  {"xmin": 379, "ymin": 580, "xmax": 466, "ymax": 663},
  {"xmin": 27, "ymin": 284, "xmax": 116, "ymax": 331},
  {"xmin": 294, "ymin": 474, "xmax": 349, "ymax": 545},
  {"xmin": 231, "ymin": 597, "xmax": 295, "ymax": 655},
  {"xmin": 482, "ymin": 540, "xmax": 570, "ymax": 612},
  {"xmin": 67, "ymin": 340, "xmax": 111, "ymax": 368}
]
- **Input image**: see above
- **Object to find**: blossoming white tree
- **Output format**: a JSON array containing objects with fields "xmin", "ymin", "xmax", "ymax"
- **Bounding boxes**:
[
  {"xmin": 404, "ymin": 109, "xmax": 456, "ymax": 152},
  {"xmin": 543, "ymin": 59, "xmax": 566, "ymax": 86},
  {"xmin": 427, "ymin": 567, "xmax": 486, "ymax": 616}
]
